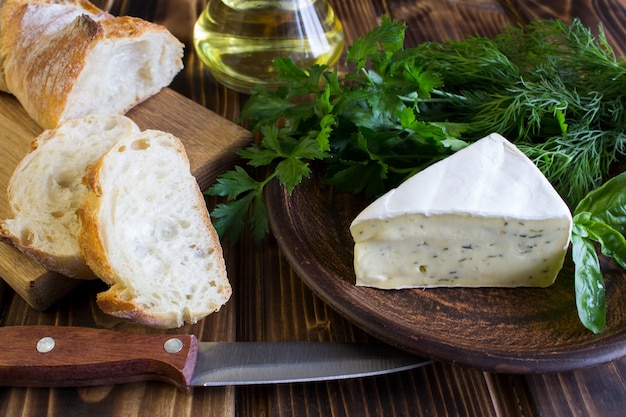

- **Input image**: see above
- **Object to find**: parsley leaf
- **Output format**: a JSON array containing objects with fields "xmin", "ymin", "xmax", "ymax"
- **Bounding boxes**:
[
  {"xmin": 208, "ymin": 167, "xmax": 266, "ymax": 242},
  {"xmin": 346, "ymin": 16, "xmax": 406, "ymax": 70}
]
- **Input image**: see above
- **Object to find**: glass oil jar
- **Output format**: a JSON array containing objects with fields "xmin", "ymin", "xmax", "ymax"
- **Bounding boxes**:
[{"xmin": 193, "ymin": 0, "xmax": 344, "ymax": 93}]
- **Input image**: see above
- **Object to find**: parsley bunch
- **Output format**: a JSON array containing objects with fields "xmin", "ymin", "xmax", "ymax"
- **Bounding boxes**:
[
  {"xmin": 208, "ymin": 17, "xmax": 468, "ymax": 242},
  {"xmin": 208, "ymin": 17, "xmax": 626, "ymax": 243}
]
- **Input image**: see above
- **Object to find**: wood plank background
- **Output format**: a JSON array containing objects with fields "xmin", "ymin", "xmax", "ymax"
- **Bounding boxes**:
[{"xmin": 1, "ymin": 1, "xmax": 626, "ymax": 416}]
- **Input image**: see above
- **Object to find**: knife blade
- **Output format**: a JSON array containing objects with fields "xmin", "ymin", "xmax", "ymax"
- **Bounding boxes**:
[{"xmin": 0, "ymin": 326, "xmax": 431, "ymax": 390}]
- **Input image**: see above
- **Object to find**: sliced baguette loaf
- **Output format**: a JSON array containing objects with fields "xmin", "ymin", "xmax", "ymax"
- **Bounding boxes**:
[
  {"xmin": 78, "ymin": 130, "xmax": 231, "ymax": 328},
  {"xmin": 0, "ymin": 114, "xmax": 141, "ymax": 279},
  {"xmin": 0, "ymin": 0, "xmax": 183, "ymax": 128}
]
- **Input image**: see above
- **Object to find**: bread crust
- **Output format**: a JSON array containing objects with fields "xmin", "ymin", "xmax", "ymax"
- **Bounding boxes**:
[
  {"xmin": 0, "ymin": 226, "xmax": 97, "ymax": 278},
  {"xmin": 0, "ymin": 0, "xmax": 104, "ymax": 91},
  {"xmin": 0, "ymin": 0, "xmax": 183, "ymax": 128},
  {"xmin": 95, "ymin": 289, "xmax": 165, "ymax": 328},
  {"xmin": 0, "ymin": 0, "xmax": 110, "ymax": 90},
  {"xmin": 3, "ymin": 8, "xmax": 103, "ymax": 128},
  {"xmin": 75, "ymin": 159, "xmax": 110, "ymax": 279}
]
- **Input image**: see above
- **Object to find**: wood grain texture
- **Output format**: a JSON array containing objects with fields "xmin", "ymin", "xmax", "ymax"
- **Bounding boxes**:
[
  {"xmin": 0, "ymin": 279, "xmax": 237, "ymax": 417},
  {"xmin": 2, "ymin": 0, "xmax": 626, "ymax": 416},
  {"xmin": 233, "ymin": 234, "xmax": 530, "ymax": 417},
  {"xmin": 0, "ymin": 326, "xmax": 198, "ymax": 389},
  {"xmin": 524, "ymin": 357, "xmax": 626, "ymax": 416}
]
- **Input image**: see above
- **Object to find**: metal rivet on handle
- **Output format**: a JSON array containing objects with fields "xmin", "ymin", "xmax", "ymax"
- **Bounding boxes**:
[
  {"xmin": 37, "ymin": 337, "xmax": 56, "ymax": 353},
  {"xmin": 164, "ymin": 338, "xmax": 183, "ymax": 354}
]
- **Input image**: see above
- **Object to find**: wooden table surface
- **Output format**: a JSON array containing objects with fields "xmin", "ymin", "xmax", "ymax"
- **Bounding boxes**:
[{"xmin": 2, "ymin": 0, "xmax": 626, "ymax": 416}]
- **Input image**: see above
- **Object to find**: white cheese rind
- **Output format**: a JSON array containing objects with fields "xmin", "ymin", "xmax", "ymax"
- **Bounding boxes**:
[{"xmin": 350, "ymin": 133, "xmax": 573, "ymax": 289}]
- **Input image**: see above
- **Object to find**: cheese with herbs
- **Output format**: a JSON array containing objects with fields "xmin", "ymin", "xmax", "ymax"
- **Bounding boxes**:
[{"xmin": 349, "ymin": 133, "xmax": 572, "ymax": 289}]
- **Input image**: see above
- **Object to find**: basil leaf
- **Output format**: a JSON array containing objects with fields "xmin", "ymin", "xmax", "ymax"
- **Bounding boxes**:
[
  {"xmin": 571, "ymin": 233, "xmax": 606, "ymax": 334},
  {"xmin": 574, "ymin": 213, "xmax": 626, "ymax": 270},
  {"xmin": 574, "ymin": 171, "xmax": 626, "ymax": 234}
]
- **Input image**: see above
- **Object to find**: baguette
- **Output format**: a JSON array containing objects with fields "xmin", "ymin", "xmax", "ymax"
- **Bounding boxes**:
[
  {"xmin": 0, "ymin": 0, "xmax": 108, "ymax": 92},
  {"xmin": 0, "ymin": 114, "xmax": 141, "ymax": 279},
  {"xmin": 78, "ymin": 130, "xmax": 231, "ymax": 328},
  {"xmin": 0, "ymin": 0, "xmax": 183, "ymax": 128}
]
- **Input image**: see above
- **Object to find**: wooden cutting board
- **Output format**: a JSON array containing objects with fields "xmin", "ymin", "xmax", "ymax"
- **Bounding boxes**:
[{"xmin": 0, "ymin": 88, "xmax": 252, "ymax": 310}]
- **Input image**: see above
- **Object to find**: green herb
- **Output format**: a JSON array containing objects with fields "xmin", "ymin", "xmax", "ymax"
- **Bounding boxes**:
[
  {"xmin": 411, "ymin": 18, "xmax": 626, "ymax": 204},
  {"xmin": 207, "ymin": 17, "xmax": 626, "ymax": 332},
  {"xmin": 207, "ymin": 17, "xmax": 468, "ymax": 241},
  {"xmin": 571, "ymin": 172, "xmax": 626, "ymax": 333},
  {"xmin": 208, "ymin": 17, "xmax": 626, "ymax": 242}
]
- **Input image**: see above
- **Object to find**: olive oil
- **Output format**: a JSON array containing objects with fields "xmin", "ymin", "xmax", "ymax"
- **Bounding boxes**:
[{"xmin": 193, "ymin": 0, "xmax": 344, "ymax": 93}]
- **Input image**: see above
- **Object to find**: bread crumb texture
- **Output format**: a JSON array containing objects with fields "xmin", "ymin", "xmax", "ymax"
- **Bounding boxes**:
[
  {"xmin": 0, "ymin": 114, "xmax": 141, "ymax": 278},
  {"xmin": 79, "ymin": 130, "xmax": 231, "ymax": 328}
]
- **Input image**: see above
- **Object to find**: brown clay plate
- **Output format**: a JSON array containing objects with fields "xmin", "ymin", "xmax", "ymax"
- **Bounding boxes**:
[{"xmin": 265, "ymin": 173, "xmax": 626, "ymax": 373}]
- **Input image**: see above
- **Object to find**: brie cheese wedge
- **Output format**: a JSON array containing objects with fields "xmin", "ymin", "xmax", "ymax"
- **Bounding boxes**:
[{"xmin": 350, "ymin": 133, "xmax": 573, "ymax": 289}]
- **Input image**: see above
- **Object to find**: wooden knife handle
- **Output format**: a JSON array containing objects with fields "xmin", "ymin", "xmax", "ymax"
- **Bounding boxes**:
[{"xmin": 0, "ymin": 326, "xmax": 198, "ymax": 390}]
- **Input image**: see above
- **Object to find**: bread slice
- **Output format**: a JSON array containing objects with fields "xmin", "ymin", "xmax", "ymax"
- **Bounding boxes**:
[
  {"xmin": 78, "ymin": 130, "xmax": 231, "ymax": 328},
  {"xmin": 0, "ymin": 0, "xmax": 183, "ymax": 128},
  {"xmin": 0, "ymin": 114, "xmax": 141, "ymax": 279}
]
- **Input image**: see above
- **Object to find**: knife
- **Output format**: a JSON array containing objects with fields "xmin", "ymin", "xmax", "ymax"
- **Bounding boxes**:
[{"xmin": 0, "ymin": 326, "xmax": 431, "ymax": 390}]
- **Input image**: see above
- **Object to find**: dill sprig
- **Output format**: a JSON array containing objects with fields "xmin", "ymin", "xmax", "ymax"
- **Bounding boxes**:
[{"xmin": 407, "ymin": 18, "xmax": 626, "ymax": 204}]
